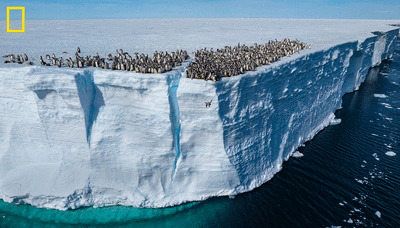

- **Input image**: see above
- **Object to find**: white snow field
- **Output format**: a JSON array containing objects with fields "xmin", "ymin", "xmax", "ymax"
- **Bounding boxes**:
[{"xmin": 0, "ymin": 19, "xmax": 399, "ymax": 210}]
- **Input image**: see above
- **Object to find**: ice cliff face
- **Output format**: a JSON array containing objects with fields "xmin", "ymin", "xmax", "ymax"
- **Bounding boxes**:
[{"xmin": 0, "ymin": 29, "xmax": 398, "ymax": 210}]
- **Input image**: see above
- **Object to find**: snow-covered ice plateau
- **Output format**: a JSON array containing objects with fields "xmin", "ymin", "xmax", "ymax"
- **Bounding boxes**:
[{"xmin": 0, "ymin": 19, "xmax": 399, "ymax": 210}]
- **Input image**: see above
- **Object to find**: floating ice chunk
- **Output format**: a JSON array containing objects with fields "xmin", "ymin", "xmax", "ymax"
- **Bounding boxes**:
[
  {"xmin": 384, "ymin": 143, "xmax": 392, "ymax": 148},
  {"xmin": 380, "ymin": 103, "xmax": 393, "ymax": 108},
  {"xmin": 292, "ymin": 151, "xmax": 304, "ymax": 158},
  {"xmin": 329, "ymin": 118, "xmax": 341, "ymax": 125},
  {"xmin": 375, "ymin": 211, "xmax": 381, "ymax": 218},
  {"xmin": 355, "ymin": 179, "xmax": 363, "ymax": 184},
  {"xmin": 372, "ymin": 153, "xmax": 380, "ymax": 160},
  {"xmin": 347, "ymin": 218, "xmax": 354, "ymax": 223},
  {"xmin": 339, "ymin": 202, "xmax": 344, "ymax": 206},
  {"xmin": 385, "ymin": 151, "xmax": 396, "ymax": 156},
  {"xmin": 374, "ymin": 94, "xmax": 388, "ymax": 98},
  {"xmin": 371, "ymin": 133, "xmax": 378, "ymax": 136}
]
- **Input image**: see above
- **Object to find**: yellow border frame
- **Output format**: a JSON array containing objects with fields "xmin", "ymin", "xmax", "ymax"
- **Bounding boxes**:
[{"xmin": 7, "ymin": 7, "xmax": 25, "ymax": 33}]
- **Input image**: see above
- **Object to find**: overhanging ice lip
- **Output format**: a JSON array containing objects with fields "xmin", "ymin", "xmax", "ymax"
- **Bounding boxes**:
[{"xmin": 0, "ymin": 19, "xmax": 399, "ymax": 210}]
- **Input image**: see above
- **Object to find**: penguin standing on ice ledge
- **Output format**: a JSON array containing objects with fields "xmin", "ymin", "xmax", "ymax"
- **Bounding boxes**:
[{"xmin": 205, "ymin": 100, "xmax": 212, "ymax": 108}]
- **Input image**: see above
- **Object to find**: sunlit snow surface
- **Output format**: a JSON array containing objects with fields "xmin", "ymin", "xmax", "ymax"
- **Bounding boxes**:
[{"xmin": 0, "ymin": 19, "xmax": 399, "ymax": 210}]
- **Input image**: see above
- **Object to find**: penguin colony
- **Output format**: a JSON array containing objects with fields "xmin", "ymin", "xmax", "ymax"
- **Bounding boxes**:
[
  {"xmin": 187, "ymin": 38, "xmax": 310, "ymax": 81},
  {"xmin": 2, "ymin": 38, "xmax": 310, "ymax": 80}
]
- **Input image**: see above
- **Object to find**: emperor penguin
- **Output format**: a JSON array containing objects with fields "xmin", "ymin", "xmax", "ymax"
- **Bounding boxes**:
[
  {"xmin": 205, "ymin": 100, "xmax": 212, "ymax": 108},
  {"xmin": 40, "ymin": 56, "xmax": 45, "ymax": 65},
  {"xmin": 77, "ymin": 59, "xmax": 83, "ymax": 68}
]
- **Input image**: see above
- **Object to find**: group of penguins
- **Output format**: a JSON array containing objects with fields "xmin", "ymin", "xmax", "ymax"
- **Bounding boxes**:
[
  {"xmin": 2, "ymin": 38, "xmax": 310, "ymax": 82},
  {"xmin": 186, "ymin": 38, "xmax": 311, "ymax": 82},
  {"xmin": 2, "ymin": 53, "xmax": 34, "ymax": 65},
  {"xmin": 38, "ymin": 47, "xmax": 190, "ymax": 74},
  {"xmin": 3, "ymin": 47, "xmax": 190, "ymax": 74}
]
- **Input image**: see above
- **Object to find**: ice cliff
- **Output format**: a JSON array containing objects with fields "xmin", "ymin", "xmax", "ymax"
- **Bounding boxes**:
[{"xmin": 0, "ymin": 28, "xmax": 398, "ymax": 210}]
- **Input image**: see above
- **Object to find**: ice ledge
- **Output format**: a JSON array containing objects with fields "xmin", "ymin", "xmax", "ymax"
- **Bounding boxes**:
[{"xmin": 0, "ymin": 28, "xmax": 398, "ymax": 210}]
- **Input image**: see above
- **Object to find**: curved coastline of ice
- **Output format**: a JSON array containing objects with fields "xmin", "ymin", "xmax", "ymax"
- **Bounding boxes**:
[{"xmin": 0, "ymin": 21, "xmax": 399, "ymax": 210}]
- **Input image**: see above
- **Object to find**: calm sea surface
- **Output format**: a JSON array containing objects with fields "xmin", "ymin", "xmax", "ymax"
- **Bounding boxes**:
[{"xmin": 1, "ymin": 45, "xmax": 399, "ymax": 228}]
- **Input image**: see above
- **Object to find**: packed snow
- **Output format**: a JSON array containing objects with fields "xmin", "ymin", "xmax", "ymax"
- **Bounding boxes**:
[{"xmin": 0, "ymin": 19, "xmax": 399, "ymax": 210}]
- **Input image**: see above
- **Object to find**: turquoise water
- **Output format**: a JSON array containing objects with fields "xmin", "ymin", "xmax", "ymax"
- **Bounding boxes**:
[{"xmin": 0, "ymin": 200, "xmax": 225, "ymax": 227}]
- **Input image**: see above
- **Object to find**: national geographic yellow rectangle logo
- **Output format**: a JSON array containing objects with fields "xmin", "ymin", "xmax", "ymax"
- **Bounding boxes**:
[{"xmin": 7, "ymin": 6, "xmax": 25, "ymax": 33}]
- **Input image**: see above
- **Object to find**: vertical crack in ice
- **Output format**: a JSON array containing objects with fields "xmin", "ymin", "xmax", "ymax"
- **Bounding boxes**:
[
  {"xmin": 167, "ymin": 73, "xmax": 181, "ymax": 182},
  {"xmin": 277, "ymin": 113, "xmax": 295, "ymax": 168},
  {"xmin": 74, "ymin": 70, "xmax": 105, "ymax": 147}
]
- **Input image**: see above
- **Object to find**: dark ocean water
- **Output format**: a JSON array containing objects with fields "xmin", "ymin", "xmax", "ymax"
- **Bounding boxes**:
[{"xmin": 1, "ymin": 47, "xmax": 399, "ymax": 227}]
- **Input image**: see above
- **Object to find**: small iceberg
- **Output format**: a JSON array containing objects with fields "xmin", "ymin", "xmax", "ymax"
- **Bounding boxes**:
[{"xmin": 385, "ymin": 151, "xmax": 396, "ymax": 156}]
